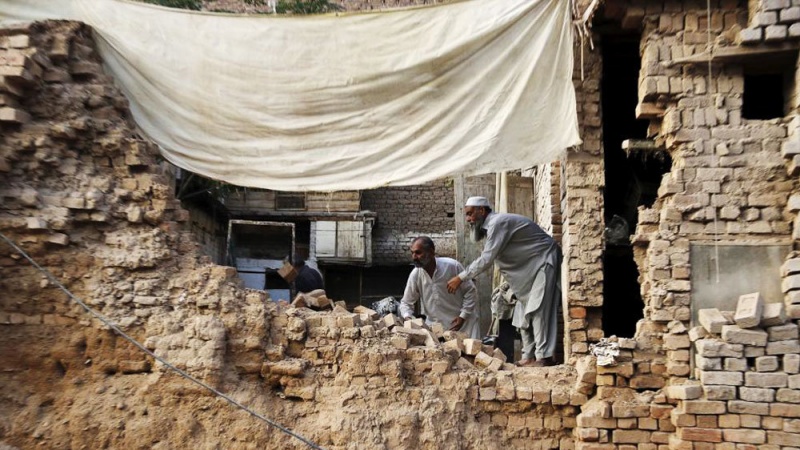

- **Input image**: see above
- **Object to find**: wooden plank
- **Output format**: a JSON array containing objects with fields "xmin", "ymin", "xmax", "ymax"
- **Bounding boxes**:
[{"xmin": 507, "ymin": 176, "xmax": 534, "ymax": 219}]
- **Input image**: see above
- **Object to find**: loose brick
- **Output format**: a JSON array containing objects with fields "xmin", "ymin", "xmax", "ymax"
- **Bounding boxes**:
[
  {"xmin": 746, "ymin": 372, "xmax": 788, "ymax": 388},
  {"xmin": 677, "ymin": 428, "xmax": 722, "ymax": 442},
  {"xmin": 666, "ymin": 384, "xmax": 703, "ymax": 400},
  {"xmin": 722, "ymin": 429, "xmax": 766, "ymax": 444},
  {"xmin": 612, "ymin": 429, "xmax": 652, "ymax": 444},
  {"xmin": 728, "ymin": 400, "xmax": 770, "ymax": 415},
  {"xmin": 722, "ymin": 325, "xmax": 768, "ymax": 346},
  {"xmin": 766, "ymin": 339, "xmax": 800, "ymax": 355},
  {"xmin": 735, "ymin": 293, "xmax": 764, "ymax": 328},
  {"xmin": 776, "ymin": 388, "xmax": 800, "ymax": 403},
  {"xmin": 768, "ymin": 323, "xmax": 799, "ymax": 341},
  {"xmin": 695, "ymin": 339, "xmax": 743, "ymax": 357},
  {"xmin": 699, "ymin": 370, "xmax": 743, "ymax": 386},
  {"xmin": 698, "ymin": 308, "xmax": 729, "ymax": 334},
  {"xmin": 767, "ymin": 430, "xmax": 800, "ymax": 446},
  {"xmin": 740, "ymin": 387, "xmax": 776, "ymax": 402},
  {"xmin": 682, "ymin": 400, "xmax": 726, "ymax": 414},
  {"xmin": 694, "ymin": 355, "xmax": 721, "ymax": 370},
  {"xmin": 761, "ymin": 302, "xmax": 787, "ymax": 327},
  {"xmin": 785, "ymin": 354, "xmax": 800, "ymax": 374},
  {"xmin": 704, "ymin": 385, "xmax": 737, "ymax": 400},
  {"xmin": 756, "ymin": 355, "xmax": 780, "ymax": 372},
  {"xmin": 771, "ymin": 402, "xmax": 800, "ymax": 417}
]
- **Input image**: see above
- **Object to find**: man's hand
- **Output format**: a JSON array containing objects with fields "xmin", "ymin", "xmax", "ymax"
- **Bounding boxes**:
[
  {"xmin": 449, "ymin": 316, "xmax": 465, "ymax": 331},
  {"xmin": 446, "ymin": 276, "xmax": 462, "ymax": 293}
]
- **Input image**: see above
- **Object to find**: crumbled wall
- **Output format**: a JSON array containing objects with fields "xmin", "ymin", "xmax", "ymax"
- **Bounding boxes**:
[
  {"xmin": 361, "ymin": 180, "xmax": 456, "ymax": 265},
  {"xmin": 0, "ymin": 21, "xmax": 580, "ymax": 450},
  {"xmin": 571, "ymin": 0, "xmax": 800, "ymax": 447}
]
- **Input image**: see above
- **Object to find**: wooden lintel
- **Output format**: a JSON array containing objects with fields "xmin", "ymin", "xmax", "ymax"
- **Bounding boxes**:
[
  {"xmin": 668, "ymin": 43, "xmax": 799, "ymax": 66},
  {"xmin": 622, "ymin": 139, "xmax": 663, "ymax": 152}
]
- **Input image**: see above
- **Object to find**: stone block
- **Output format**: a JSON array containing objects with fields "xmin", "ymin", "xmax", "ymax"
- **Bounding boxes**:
[
  {"xmin": 722, "ymin": 325, "xmax": 767, "ymax": 346},
  {"xmin": 0, "ymin": 106, "xmax": 29, "ymax": 124},
  {"xmin": 695, "ymin": 339, "xmax": 743, "ymax": 357},
  {"xmin": 782, "ymin": 274, "xmax": 800, "ymax": 293},
  {"xmin": 785, "ymin": 354, "xmax": 800, "ymax": 373},
  {"xmin": 767, "ymin": 430, "xmax": 800, "ymax": 446},
  {"xmin": 722, "ymin": 428, "xmax": 766, "ymax": 444},
  {"xmin": 25, "ymin": 217, "xmax": 47, "ymax": 229},
  {"xmin": 791, "ymin": 374, "xmax": 800, "ymax": 389},
  {"xmin": 734, "ymin": 293, "xmax": 764, "ymax": 328},
  {"xmin": 463, "ymin": 338, "xmax": 482, "ymax": 356},
  {"xmin": 699, "ymin": 308, "xmax": 729, "ymax": 334},
  {"xmin": 791, "ymin": 22, "xmax": 800, "ymax": 36},
  {"xmin": 745, "ymin": 345, "xmax": 766, "ymax": 357},
  {"xmin": 695, "ymin": 355, "xmax": 722, "ymax": 370},
  {"xmin": 776, "ymin": 388, "xmax": 800, "ymax": 403},
  {"xmin": 739, "ymin": 27, "xmax": 763, "ymax": 44},
  {"xmin": 780, "ymin": 6, "xmax": 800, "ymax": 22},
  {"xmin": 681, "ymin": 400, "xmax": 727, "ymax": 414},
  {"xmin": 677, "ymin": 427, "xmax": 722, "ymax": 442},
  {"xmin": 756, "ymin": 355, "xmax": 780, "ymax": 372},
  {"xmin": 787, "ymin": 291, "xmax": 800, "ymax": 304},
  {"xmin": 771, "ymin": 402, "xmax": 800, "ymax": 417},
  {"xmin": 699, "ymin": 370, "xmax": 743, "ymax": 386},
  {"xmin": 768, "ymin": 323, "xmax": 798, "ymax": 341},
  {"xmin": 704, "ymin": 385, "xmax": 737, "ymax": 400},
  {"xmin": 688, "ymin": 326, "xmax": 708, "ymax": 342},
  {"xmin": 46, "ymin": 233, "xmax": 69, "ymax": 246},
  {"xmin": 389, "ymin": 335, "xmax": 409, "ymax": 350},
  {"xmin": 724, "ymin": 357, "xmax": 747, "ymax": 371},
  {"xmin": 745, "ymin": 371, "xmax": 788, "ymax": 388},
  {"xmin": 740, "ymin": 386, "xmax": 776, "ymax": 402},
  {"xmin": 612, "ymin": 429, "xmax": 651, "ymax": 444},
  {"xmin": 781, "ymin": 258, "xmax": 800, "ymax": 277},
  {"xmin": 727, "ymin": 400, "xmax": 770, "ymax": 415},
  {"xmin": 765, "ymin": 0, "xmax": 791, "ymax": 10},
  {"xmin": 761, "ymin": 302, "xmax": 787, "ymax": 327},
  {"xmin": 666, "ymin": 384, "xmax": 703, "ymax": 400},
  {"xmin": 768, "ymin": 339, "xmax": 800, "ymax": 355},
  {"xmin": 755, "ymin": 11, "xmax": 779, "ymax": 26}
]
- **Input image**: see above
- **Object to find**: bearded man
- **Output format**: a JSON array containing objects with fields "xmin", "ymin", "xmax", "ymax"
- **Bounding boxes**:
[
  {"xmin": 399, "ymin": 236, "xmax": 481, "ymax": 339},
  {"xmin": 447, "ymin": 196, "xmax": 562, "ymax": 367}
]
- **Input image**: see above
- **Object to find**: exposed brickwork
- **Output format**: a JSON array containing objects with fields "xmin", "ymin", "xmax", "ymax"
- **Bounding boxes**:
[
  {"xmin": 564, "ymin": 42, "xmax": 605, "ymax": 361},
  {"xmin": 361, "ymin": 179, "xmax": 456, "ymax": 265}
]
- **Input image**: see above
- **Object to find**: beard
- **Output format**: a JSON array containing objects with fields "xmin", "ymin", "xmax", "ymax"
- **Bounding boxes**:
[
  {"xmin": 412, "ymin": 255, "xmax": 432, "ymax": 268},
  {"xmin": 469, "ymin": 217, "xmax": 487, "ymax": 243}
]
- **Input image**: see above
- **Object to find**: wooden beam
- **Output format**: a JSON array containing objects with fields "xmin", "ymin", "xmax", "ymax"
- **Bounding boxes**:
[{"xmin": 668, "ymin": 43, "xmax": 799, "ymax": 66}]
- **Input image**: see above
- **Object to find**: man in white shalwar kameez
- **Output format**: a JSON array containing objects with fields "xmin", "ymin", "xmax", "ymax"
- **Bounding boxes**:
[
  {"xmin": 447, "ymin": 197, "xmax": 562, "ymax": 366},
  {"xmin": 399, "ymin": 236, "xmax": 481, "ymax": 339}
]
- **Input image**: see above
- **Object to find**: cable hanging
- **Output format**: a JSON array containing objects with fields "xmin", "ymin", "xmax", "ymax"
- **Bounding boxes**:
[{"xmin": 0, "ymin": 231, "xmax": 325, "ymax": 450}]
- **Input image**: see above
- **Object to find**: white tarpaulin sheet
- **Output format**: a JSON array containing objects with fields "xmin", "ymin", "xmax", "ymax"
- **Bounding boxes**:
[{"xmin": 1, "ymin": 0, "xmax": 580, "ymax": 191}]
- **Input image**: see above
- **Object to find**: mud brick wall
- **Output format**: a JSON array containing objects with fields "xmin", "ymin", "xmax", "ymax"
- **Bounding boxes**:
[
  {"xmin": 564, "ymin": 42, "xmax": 605, "ymax": 362},
  {"xmin": 532, "ymin": 161, "xmax": 564, "ymax": 245},
  {"xmin": 741, "ymin": 0, "xmax": 800, "ymax": 43},
  {"xmin": 361, "ymin": 179, "xmax": 456, "ymax": 265},
  {"xmin": 0, "ymin": 20, "xmax": 583, "ymax": 450}
]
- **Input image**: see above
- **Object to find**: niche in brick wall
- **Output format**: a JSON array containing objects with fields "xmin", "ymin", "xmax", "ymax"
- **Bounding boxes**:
[
  {"xmin": 741, "ymin": 49, "xmax": 797, "ymax": 120},
  {"xmin": 600, "ymin": 34, "xmax": 671, "ymax": 338}
]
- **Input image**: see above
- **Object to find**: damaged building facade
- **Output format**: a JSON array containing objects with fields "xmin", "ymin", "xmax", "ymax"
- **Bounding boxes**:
[{"xmin": 3, "ymin": 0, "xmax": 800, "ymax": 448}]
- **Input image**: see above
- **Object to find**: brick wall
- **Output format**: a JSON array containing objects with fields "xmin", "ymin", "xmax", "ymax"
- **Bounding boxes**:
[{"xmin": 361, "ymin": 179, "xmax": 456, "ymax": 265}]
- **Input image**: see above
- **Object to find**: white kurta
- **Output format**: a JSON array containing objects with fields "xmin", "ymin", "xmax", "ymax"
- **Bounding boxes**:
[{"xmin": 399, "ymin": 257, "xmax": 481, "ymax": 339}]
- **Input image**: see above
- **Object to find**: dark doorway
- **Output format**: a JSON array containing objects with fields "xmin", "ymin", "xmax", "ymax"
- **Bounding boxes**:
[{"xmin": 600, "ymin": 35, "xmax": 671, "ymax": 338}]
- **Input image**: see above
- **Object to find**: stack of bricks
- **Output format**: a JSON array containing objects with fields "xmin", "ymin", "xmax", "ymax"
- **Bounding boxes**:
[
  {"xmin": 783, "ymin": 256, "xmax": 800, "ymax": 317},
  {"xmin": 740, "ymin": 0, "xmax": 800, "ymax": 44},
  {"xmin": 666, "ymin": 292, "xmax": 800, "ymax": 447}
]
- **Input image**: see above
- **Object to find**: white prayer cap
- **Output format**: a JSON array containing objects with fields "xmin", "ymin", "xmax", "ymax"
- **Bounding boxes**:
[{"xmin": 465, "ymin": 196, "xmax": 491, "ymax": 208}]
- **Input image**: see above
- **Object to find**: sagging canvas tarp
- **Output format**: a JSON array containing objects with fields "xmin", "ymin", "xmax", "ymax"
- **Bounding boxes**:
[{"xmin": 0, "ymin": 0, "xmax": 581, "ymax": 191}]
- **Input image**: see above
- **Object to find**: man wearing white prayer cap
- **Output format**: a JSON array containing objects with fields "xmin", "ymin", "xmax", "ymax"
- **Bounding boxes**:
[{"xmin": 447, "ymin": 196, "xmax": 562, "ymax": 367}]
